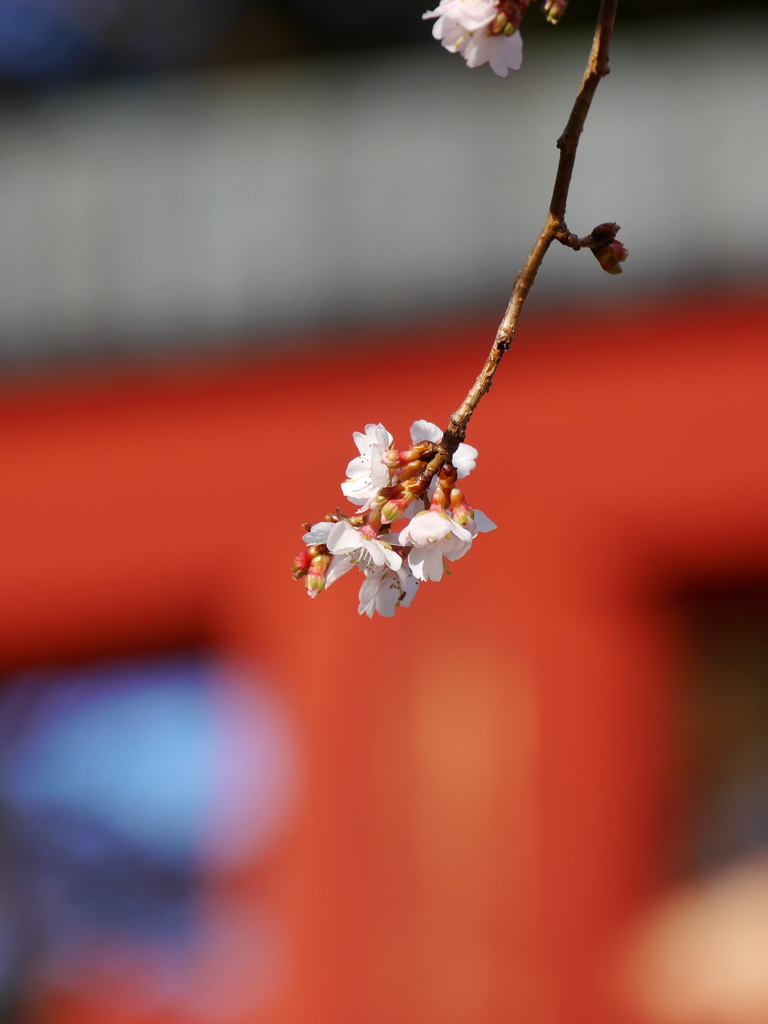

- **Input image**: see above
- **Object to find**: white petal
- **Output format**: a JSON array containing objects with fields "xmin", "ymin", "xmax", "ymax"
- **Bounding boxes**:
[
  {"xmin": 434, "ymin": 0, "xmax": 496, "ymax": 31},
  {"xmin": 488, "ymin": 30, "xmax": 522, "ymax": 75},
  {"xmin": 397, "ymin": 569, "xmax": 420, "ymax": 609},
  {"xmin": 369, "ymin": 452, "xmax": 391, "ymax": 490},
  {"xmin": 443, "ymin": 536, "xmax": 473, "ymax": 562},
  {"xmin": 358, "ymin": 575, "xmax": 379, "ymax": 617},
  {"xmin": 362, "ymin": 536, "xmax": 402, "ymax": 571},
  {"xmin": 358, "ymin": 567, "xmax": 411, "ymax": 618},
  {"xmin": 431, "ymin": 15, "xmax": 448, "ymax": 40},
  {"xmin": 488, "ymin": 52, "xmax": 509, "ymax": 76},
  {"xmin": 399, "ymin": 511, "xmax": 449, "ymax": 546},
  {"xmin": 344, "ymin": 454, "xmax": 370, "ymax": 478},
  {"xmin": 438, "ymin": 23, "xmax": 465, "ymax": 51},
  {"xmin": 366, "ymin": 423, "xmax": 393, "ymax": 449},
  {"xmin": 302, "ymin": 522, "xmax": 334, "ymax": 545},
  {"xmin": 471, "ymin": 508, "xmax": 497, "ymax": 533},
  {"xmin": 341, "ymin": 477, "xmax": 376, "ymax": 502},
  {"xmin": 453, "ymin": 442, "xmax": 478, "ymax": 478},
  {"xmin": 382, "ymin": 544, "xmax": 403, "ymax": 571},
  {"xmin": 410, "ymin": 419, "xmax": 442, "ymax": 444},
  {"xmin": 326, "ymin": 521, "xmax": 361, "ymax": 554},
  {"xmin": 503, "ymin": 30, "xmax": 523, "ymax": 71},
  {"xmin": 325, "ymin": 553, "xmax": 354, "ymax": 587},
  {"xmin": 461, "ymin": 31, "xmax": 491, "ymax": 68},
  {"xmin": 408, "ymin": 545, "xmax": 445, "ymax": 582},
  {"xmin": 373, "ymin": 580, "xmax": 400, "ymax": 617},
  {"xmin": 351, "ymin": 429, "xmax": 371, "ymax": 456},
  {"xmin": 364, "ymin": 537, "xmax": 389, "ymax": 567}
]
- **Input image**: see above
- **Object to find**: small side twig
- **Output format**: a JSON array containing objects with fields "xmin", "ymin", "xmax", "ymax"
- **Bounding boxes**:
[
  {"xmin": 437, "ymin": 0, "xmax": 620, "ymax": 460},
  {"xmin": 555, "ymin": 220, "xmax": 621, "ymax": 252}
]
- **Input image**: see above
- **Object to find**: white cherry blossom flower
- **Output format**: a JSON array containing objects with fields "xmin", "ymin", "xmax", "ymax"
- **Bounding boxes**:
[
  {"xmin": 409, "ymin": 419, "xmax": 478, "ymax": 478},
  {"xmin": 400, "ymin": 509, "xmax": 472, "ymax": 548},
  {"xmin": 358, "ymin": 566, "xmax": 419, "ymax": 618},
  {"xmin": 407, "ymin": 533, "xmax": 472, "ymax": 582},
  {"xmin": 398, "ymin": 510, "xmax": 473, "ymax": 582},
  {"xmin": 423, "ymin": 0, "xmax": 523, "ymax": 77},
  {"xmin": 327, "ymin": 521, "xmax": 402, "ymax": 573},
  {"xmin": 341, "ymin": 423, "xmax": 393, "ymax": 505},
  {"xmin": 398, "ymin": 505, "xmax": 497, "ymax": 581}
]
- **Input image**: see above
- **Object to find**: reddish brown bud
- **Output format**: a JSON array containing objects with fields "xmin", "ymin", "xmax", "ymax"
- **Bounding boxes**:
[{"xmin": 593, "ymin": 238, "xmax": 628, "ymax": 275}]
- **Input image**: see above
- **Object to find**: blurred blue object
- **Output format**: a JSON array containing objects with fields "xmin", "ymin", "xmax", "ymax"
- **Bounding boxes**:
[
  {"xmin": 0, "ymin": 652, "xmax": 296, "ymax": 935},
  {"xmin": 0, "ymin": 653, "xmax": 296, "ymax": 1014},
  {"xmin": 0, "ymin": 656, "xmax": 214, "ymax": 861},
  {"xmin": 0, "ymin": 0, "xmax": 97, "ymax": 80},
  {"xmin": 0, "ymin": 0, "xmax": 242, "ymax": 82}
]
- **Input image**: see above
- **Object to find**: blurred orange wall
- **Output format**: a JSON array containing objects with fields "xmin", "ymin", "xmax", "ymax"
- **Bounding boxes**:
[{"xmin": 1, "ymin": 293, "xmax": 767, "ymax": 1024}]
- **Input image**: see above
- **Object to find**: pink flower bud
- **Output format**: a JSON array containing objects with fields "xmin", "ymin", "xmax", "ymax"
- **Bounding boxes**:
[
  {"xmin": 381, "ymin": 449, "xmax": 408, "ymax": 469},
  {"xmin": 291, "ymin": 550, "xmax": 312, "ymax": 580},
  {"xmin": 380, "ymin": 493, "xmax": 414, "ymax": 524},
  {"xmin": 381, "ymin": 441, "xmax": 435, "ymax": 470},
  {"xmin": 449, "ymin": 488, "xmax": 474, "ymax": 526},
  {"xmin": 429, "ymin": 464, "xmax": 458, "ymax": 514},
  {"xmin": 305, "ymin": 551, "xmax": 331, "ymax": 598},
  {"xmin": 593, "ymin": 238, "xmax": 628, "ymax": 275}
]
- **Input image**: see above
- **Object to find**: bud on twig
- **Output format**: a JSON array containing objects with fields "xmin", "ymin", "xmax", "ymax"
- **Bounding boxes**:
[
  {"xmin": 586, "ymin": 222, "xmax": 627, "ymax": 274},
  {"xmin": 593, "ymin": 238, "xmax": 628, "ymax": 274}
]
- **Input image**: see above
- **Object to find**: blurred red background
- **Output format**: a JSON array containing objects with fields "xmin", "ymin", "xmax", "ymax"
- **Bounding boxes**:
[{"xmin": 1, "ymin": 291, "xmax": 767, "ymax": 1024}]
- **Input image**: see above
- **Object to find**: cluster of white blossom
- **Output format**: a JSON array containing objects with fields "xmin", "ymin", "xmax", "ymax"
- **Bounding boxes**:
[
  {"xmin": 293, "ymin": 421, "xmax": 496, "ymax": 618},
  {"xmin": 423, "ymin": 0, "xmax": 569, "ymax": 77}
]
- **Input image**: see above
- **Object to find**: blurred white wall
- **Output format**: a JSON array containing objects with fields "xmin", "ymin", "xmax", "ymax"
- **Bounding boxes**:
[{"xmin": 0, "ymin": 17, "xmax": 765, "ymax": 363}]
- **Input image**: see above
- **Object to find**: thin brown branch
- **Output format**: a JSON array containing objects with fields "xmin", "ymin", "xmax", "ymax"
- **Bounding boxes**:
[{"xmin": 439, "ymin": 0, "xmax": 620, "ymax": 458}]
